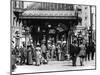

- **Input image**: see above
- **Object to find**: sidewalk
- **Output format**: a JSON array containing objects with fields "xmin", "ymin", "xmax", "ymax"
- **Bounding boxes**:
[{"xmin": 12, "ymin": 57, "xmax": 96, "ymax": 74}]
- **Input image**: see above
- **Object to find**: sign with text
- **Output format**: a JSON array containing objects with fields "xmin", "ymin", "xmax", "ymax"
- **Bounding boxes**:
[{"xmin": 23, "ymin": 10, "xmax": 76, "ymax": 16}]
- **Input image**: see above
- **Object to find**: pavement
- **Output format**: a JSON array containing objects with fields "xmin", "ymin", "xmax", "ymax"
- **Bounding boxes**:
[{"xmin": 12, "ymin": 57, "xmax": 96, "ymax": 75}]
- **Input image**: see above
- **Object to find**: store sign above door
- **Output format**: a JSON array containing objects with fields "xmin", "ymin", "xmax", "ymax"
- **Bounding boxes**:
[{"xmin": 22, "ymin": 10, "xmax": 75, "ymax": 16}]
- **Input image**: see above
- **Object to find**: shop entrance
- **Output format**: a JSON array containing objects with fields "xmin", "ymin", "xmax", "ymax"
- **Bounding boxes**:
[{"xmin": 22, "ymin": 18, "xmax": 78, "ymax": 46}]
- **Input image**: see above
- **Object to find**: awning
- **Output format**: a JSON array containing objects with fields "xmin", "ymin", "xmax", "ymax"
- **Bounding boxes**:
[
  {"xmin": 19, "ymin": 16, "xmax": 77, "ymax": 19},
  {"xmin": 22, "ymin": 10, "xmax": 75, "ymax": 16},
  {"xmin": 19, "ymin": 10, "xmax": 77, "ymax": 19}
]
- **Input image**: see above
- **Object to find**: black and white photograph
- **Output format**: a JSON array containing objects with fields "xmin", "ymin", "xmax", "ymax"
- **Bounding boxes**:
[{"xmin": 11, "ymin": 0, "xmax": 96, "ymax": 74}]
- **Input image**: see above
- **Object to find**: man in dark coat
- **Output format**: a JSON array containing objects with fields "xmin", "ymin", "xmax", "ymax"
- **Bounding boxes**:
[
  {"xmin": 85, "ymin": 42, "xmax": 91, "ymax": 61},
  {"xmin": 70, "ymin": 41, "xmax": 80, "ymax": 66},
  {"xmin": 90, "ymin": 42, "xmax": 95, "ymax": 60}
]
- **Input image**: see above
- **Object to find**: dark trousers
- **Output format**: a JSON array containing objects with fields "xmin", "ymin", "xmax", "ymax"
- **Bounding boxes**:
[
  {"xmin": 42, "ymin": 52, "xmax": 46, "ymax": 59},
  {"xmin": 85, "ymin": 53, "xmax": 90, "ymax": 61},
  {"xmin": 72, "ymin": 56, "xmax": 77, "ymax": 66},
  {"xmin": 91, "ymin": 51, "xmax": 95, "ymax": 60}
]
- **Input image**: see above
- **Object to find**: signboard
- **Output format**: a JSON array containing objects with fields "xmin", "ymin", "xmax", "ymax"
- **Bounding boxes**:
[{"xmin": 23, "ymin": 10, "xmax": 75, "ymax": 16}]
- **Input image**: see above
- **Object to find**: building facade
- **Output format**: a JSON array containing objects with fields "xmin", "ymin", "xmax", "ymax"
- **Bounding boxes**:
[
  {"xmin": 11, "ymin": 0, "xmax": 25, "ymax": 47},
  {"xmin": 11, "ymin": 0, "xmax": 96, "ymax": 49}
]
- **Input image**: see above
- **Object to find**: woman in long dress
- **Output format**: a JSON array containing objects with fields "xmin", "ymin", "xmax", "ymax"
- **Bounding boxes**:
[
  {"xmin": 57, "ymin": 44, "xmax": 61, "ymax": 61},
  {"xmin": 35, "ymin": 46, "xmax": 42, "ymax": 66},
  {"xmin": 11, "ymin": 48, "xmax": 16, "ymax": 71},
  {"xmin": 79, "ymin": 42, "xmax": 86, "ymax": 66}
]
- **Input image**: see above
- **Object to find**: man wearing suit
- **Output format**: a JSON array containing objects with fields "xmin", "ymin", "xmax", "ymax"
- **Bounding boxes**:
[{"xmin": 70, "ymin": 41, "xmax": 79, "ymax": 66}]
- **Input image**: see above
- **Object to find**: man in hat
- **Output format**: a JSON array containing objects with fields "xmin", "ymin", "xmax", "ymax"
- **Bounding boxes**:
[{"xmin": 70, "ymin": 40, "xmax": 79, "ymax": 66}]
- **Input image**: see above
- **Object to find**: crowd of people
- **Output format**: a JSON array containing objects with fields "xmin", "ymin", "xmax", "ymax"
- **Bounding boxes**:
[
  {"xmin": 70, "ymin": 40, "xmax": 95, "ymax": 66},
  {"xmin": 11, "ymin": 39, "xmax": 96, "ymax": 71},
  {"xmin": 11, "ymin": 41, "xmax": 68, "ymax": 69}
]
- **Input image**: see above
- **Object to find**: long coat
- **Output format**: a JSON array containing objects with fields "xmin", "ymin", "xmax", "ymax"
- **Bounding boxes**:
[
  {"xmin": 70, "ymin": 44, "xmax": 80, "ymax": 58},
  {"xmin": 61, "ymin": 44, "xmax": 67, "ymax": 60},
  {"xmin": 27, "ymin": 49, "xmax": 33, "ymax": 65},
  {"xmin": 79, "ymin": 44, "xmax": 86, "ymax": 57}
]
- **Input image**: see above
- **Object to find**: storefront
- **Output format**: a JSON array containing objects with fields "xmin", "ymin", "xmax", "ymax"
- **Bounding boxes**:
[
  {"xmin": 19, "ymin": 10, "xmax": 78, "ymax": 45},
  {"xmin": 12, "ymin": 1, "xmax": 81, "ymax": 51}
]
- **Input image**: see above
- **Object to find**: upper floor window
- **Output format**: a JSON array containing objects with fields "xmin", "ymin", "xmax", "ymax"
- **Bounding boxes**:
[
  {"xmin": 16, "ymin": 1, "xmax": 20, "ymax": 8},
  {"xmin": 85, "ymin": 7, "xmax": 87, "ymax": 9},
  {"xmin": 13, "ymin": 1, "xmax": 24, "ymax": 9}
]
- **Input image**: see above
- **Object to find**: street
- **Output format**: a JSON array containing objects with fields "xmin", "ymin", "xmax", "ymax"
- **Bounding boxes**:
[{"xmin": 12, "ymin": 57, "xmax": 96, "ymax": 75}]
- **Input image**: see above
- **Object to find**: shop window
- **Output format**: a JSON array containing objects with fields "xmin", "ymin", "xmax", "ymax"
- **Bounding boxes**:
[
  {"xmin": 19, "ymin": 1, "xmax": 24, "ymax": 9},
  {"xmin": 13, "ymin": 0, "xmax": 16, "ymax": 8}
]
